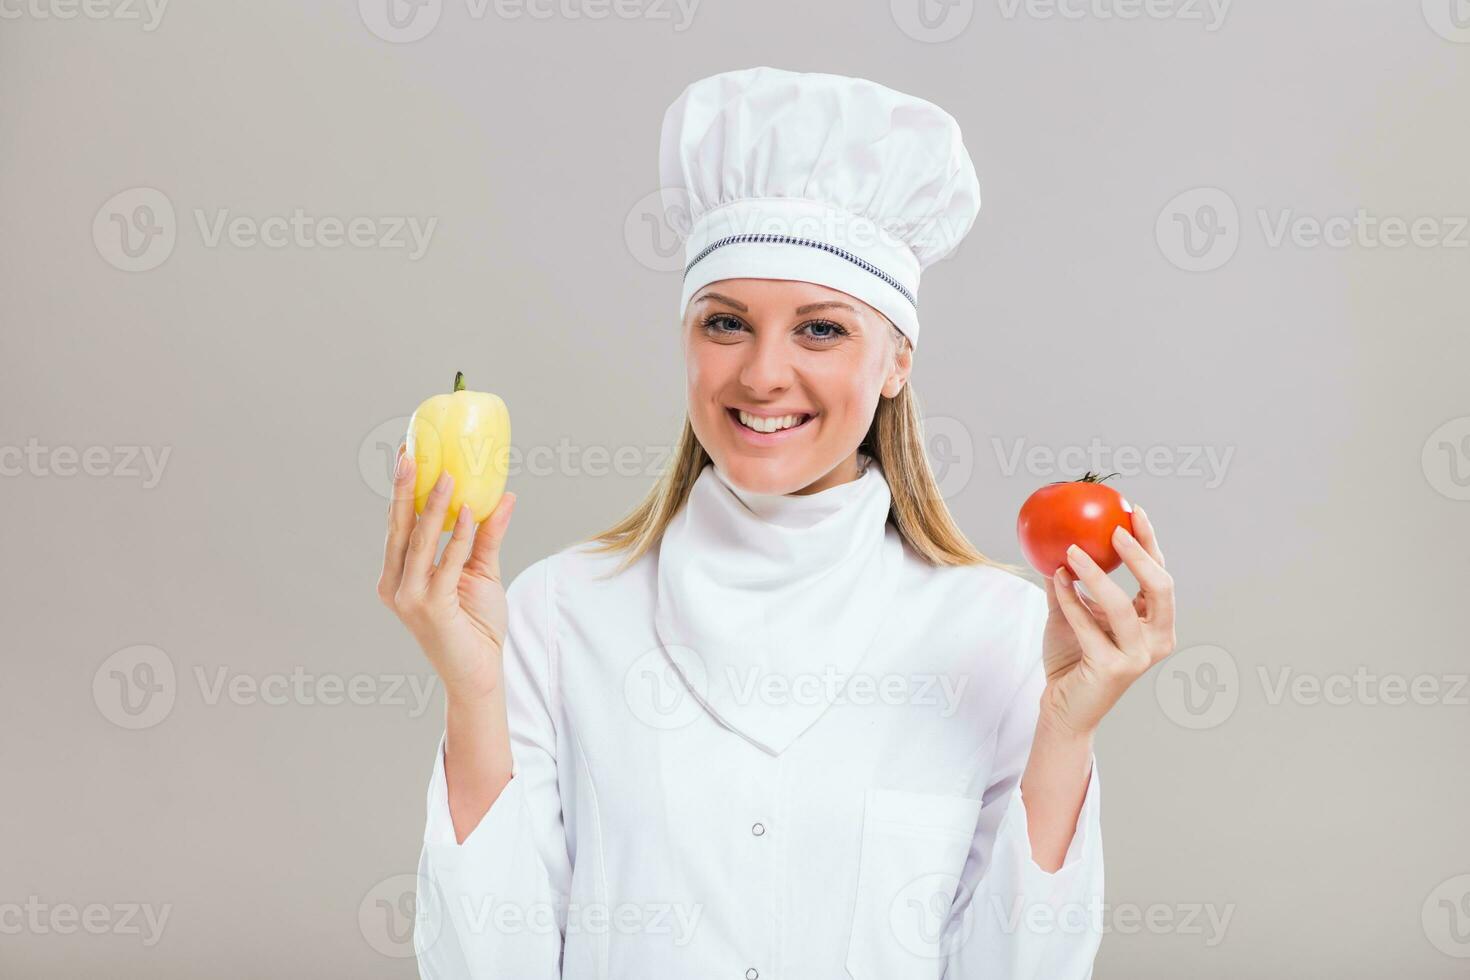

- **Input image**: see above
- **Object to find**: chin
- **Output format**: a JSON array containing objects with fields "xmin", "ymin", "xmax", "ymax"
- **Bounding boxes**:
[{"xmin": 710, "ymin": 451, "xmax": 810, "ymax": 495}]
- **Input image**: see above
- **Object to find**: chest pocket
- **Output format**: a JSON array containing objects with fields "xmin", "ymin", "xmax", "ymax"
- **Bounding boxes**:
[{"xmin": 845, "ymin": 788, "xmax": 983, "ymax": 980}]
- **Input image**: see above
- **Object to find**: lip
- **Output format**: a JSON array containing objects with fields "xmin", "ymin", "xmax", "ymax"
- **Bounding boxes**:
[{"xmin": 726, "ymin": 406, "xmax": 817, "ymax": 446}]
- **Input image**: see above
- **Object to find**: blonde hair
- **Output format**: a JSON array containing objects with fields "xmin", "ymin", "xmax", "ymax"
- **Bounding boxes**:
[{"xmin": 583, "ymin": 324, "xmax": 1002, "ymax": 577}]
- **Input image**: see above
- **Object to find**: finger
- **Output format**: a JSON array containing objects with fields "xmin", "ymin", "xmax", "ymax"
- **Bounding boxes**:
[
  {"xmin": 1048, "ymin": 567, "xmax": 1108, "ymax": 625},
  {"xmin": 1066, "ymin": 544, "xmax": 1146, "ymax": 651},
  {"xmin": 400, "ymin": 470, "xmax": 453, "ymax": 597},
  {"xmin": 1112, "ymin": 524, "xmax": 1176, "ymax": 642},
  {"xmin": 1053, "ymin": 568, "xmax": 1113, "ymax": 650},
  {"xmin": 1112, "ymin": 525, "xmax": 1172, "ymax": 602},
  {"xmin": 429, "ymin": 501, "xmax": 477, "ymax": 600},
  {"xmin": 465, "ymin": 491, "xmax": 516, "ymax": 585},
  {"xmin": 377, "ymin": 446, "xmax": 416, "ymax": 604},
  {"xmin": 1131, "ymin": 505, "xmax": 1166, "ymax": 568}
]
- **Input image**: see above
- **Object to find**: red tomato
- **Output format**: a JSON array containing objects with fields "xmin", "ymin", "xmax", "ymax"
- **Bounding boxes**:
[{"xmin": 1016, "ymin": 473, "xmax": 1134, "ymax": 576}]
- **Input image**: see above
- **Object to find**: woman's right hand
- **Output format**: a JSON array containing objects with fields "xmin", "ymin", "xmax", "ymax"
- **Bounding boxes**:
[{"xmin": 378, "ymin": 446, "xmax": 519, "ymax": 703}]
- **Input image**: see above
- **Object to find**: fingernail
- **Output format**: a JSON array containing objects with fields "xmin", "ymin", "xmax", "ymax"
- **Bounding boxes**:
[
  {"xmin": 1134, "ymin": 504, "xmax": 1147, "ymax": 524},
  {"xmin": 1067, "ymin": 544, "xmax": 1091, "ymax": 566},
  {"xmin": 395, "ymin": 450, "xmax": 413, "ymax": 480},
  {"xmin": 1055, "ymin": 567, "xmax": 1070, "ymax": 586},
  {"xmin": 1112, "ymin": 525, "xmax": 1131, "ymax": 547},
  {"xmin": 433, "ymin": 470, "xmax": 452, "ymax": 493},
  {"xmin": 456, "ymin": 503, "xmax": 473, "ymax": 527}
]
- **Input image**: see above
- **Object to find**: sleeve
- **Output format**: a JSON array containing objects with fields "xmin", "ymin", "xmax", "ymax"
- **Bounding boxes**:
[
  {"xmin": 940, "ymin": 587, "xmax": 1105, "ymax": 979},
  {"xmin": 414, "ymin": 558, "xmax": 572, "ymax": 980}
]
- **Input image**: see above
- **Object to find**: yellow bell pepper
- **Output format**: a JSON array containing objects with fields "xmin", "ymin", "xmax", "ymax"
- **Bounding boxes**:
[{"xmin": 407, "ymin": 371, "xmax": 511, "ymax": 531}]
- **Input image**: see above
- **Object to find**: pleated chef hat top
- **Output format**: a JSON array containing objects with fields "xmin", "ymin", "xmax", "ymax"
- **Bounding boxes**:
[{"xmin": 659, "ymin": 66, "xmax": 981, "ymax": 349}]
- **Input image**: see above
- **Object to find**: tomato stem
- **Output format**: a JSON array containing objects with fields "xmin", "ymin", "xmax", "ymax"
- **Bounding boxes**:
[
  {"xmin": 453, "ymin": 371, "xmax": 465, "ymax": 393},
  {"xmin": 1049, "ymin": 471, "xmax": 1120, "ymax": 486}
]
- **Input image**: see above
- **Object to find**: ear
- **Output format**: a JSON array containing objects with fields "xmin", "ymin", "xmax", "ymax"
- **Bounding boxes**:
[{"xmin": 881, "ymin": 335, "xmax": 913, "ymax": 398}]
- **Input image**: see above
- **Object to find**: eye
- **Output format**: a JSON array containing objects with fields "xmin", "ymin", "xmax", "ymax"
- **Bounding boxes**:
[
  {"xmin": 700, "ymin": 313, "xmax": 747, "ymax": 338},
  {"xmin": 800, "ymin": 319, "xmax": 850, "ymax": 344}
]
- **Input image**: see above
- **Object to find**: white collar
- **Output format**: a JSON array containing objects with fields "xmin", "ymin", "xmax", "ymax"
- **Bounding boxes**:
[{"xmin": 653, "ymin": 452, "xmax": 903, "ymax": 756}]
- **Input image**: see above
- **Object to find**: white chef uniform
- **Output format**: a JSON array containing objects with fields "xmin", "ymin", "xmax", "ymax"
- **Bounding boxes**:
[{"xmin": 413, "ymin": 66, "xmax": 1104, "ymax": 980}]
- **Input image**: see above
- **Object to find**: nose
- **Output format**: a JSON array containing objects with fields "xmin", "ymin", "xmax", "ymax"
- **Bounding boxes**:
[{"xmin": 737, "ymin": 329, "xmax": 795, "ymax": 395}]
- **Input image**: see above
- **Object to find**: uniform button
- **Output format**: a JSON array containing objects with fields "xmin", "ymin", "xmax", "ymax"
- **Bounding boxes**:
[
  {"xmin": 751, "ymin": 822, "xmax": 765, "ymax": 837},
  {"xmin": 745, "ymin": 970, "xmax": 759, "ymax": 980}
]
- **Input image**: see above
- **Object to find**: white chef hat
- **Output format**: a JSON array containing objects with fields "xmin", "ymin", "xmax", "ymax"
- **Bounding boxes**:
[{"xmin": 658, "ymin": 66, "xmax": 981, "ymax": 350}]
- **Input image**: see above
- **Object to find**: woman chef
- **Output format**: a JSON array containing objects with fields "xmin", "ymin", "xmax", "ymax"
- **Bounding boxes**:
[{"xmin": 379, "ymin": 66, "xmax": 1177, "ymax": 979}]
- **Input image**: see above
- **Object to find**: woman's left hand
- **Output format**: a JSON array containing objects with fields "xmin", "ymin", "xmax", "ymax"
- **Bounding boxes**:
[{"xmin": 1039, "ymin": 505, "xmax": 1177, "ymax": 738}]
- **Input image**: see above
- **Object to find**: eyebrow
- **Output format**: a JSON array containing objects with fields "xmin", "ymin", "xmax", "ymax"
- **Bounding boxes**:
[{"xmin": 692, "ymin": 291, "xmax": 857, "ymax": 316}]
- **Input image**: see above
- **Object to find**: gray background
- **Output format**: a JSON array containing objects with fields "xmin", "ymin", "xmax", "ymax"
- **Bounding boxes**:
[{"xmin": 2, "ymin": 0, "xmax": 1468, "ymax": 976}]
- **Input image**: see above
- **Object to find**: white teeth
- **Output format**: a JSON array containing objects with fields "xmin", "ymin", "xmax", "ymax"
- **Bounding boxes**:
[{"xmin": 737, "ymin": 410, "xmax": 809, "ymax": 433}]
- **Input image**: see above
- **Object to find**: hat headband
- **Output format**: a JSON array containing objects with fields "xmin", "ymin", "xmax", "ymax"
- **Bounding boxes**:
[{"xmin": 676, "ymin": 197, "xmax": 923, "ymax": 347}]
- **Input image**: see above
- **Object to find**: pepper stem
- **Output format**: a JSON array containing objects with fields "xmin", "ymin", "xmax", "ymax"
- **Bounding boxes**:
[{"xmin": 453, "ymin": 371, "xmax": 465, "ymax": 393}]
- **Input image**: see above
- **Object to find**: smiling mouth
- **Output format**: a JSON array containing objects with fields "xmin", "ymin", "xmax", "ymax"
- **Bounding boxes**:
[{"xmin": 728, "ymin": 407, "xmax": 816, "ymax": 434}]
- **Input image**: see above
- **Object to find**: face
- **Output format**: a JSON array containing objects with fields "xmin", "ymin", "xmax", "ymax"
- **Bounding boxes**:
[{"xmin": 682, "ymin": 278, "xmax": 913, "ymax": 495}]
